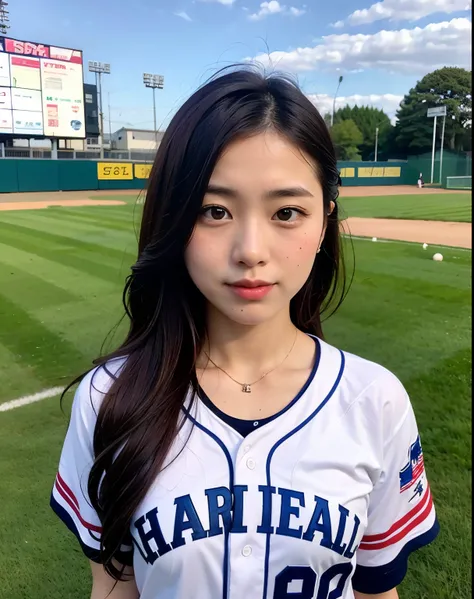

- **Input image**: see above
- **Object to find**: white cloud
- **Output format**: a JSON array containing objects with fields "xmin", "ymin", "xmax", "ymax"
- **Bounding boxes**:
[
  {"xmin": 289, "ymin": 6, "xmax": 306, "ymax": 16},
  {"xmin": 331, "ymin": 20, "xmax": 345, "ymax": 28},
  {"xmin": 249, "ymin": 1, "xmax": 306, "ymax": 20},
  {"xmin": 308, "ymin": 93, "xmax": 404, "ymax": 122},
  {"xmin": 343, "ymin": 0, "xmax": 471, "ymax": 26},
  {"xmin": 248, "ymin": 18, "xmax": 472, "ymax": 74},
  {"xmin": 174, "ymin": 10, "xmax": 192, "ymax": 21}
]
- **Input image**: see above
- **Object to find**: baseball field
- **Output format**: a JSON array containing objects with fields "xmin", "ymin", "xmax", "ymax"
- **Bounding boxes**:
[{"xmin": 0, "ymin": 189, "xmax": 471, "ymax": 599}]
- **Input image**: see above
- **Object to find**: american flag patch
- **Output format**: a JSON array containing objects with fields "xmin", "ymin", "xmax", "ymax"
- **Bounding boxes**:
[{"xmin": 399, "ymin": 435, "xmax": 425, "ymax": 493}]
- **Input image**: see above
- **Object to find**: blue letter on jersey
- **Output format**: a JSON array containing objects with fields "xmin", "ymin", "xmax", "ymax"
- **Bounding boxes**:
[
  {"xmin": 231, "ymin": 485, "xmax": 248, "ymax": 533},
  {"xmin": 276, "ymin": 488, "xmax": 306, "ymax": 539},
  {"xmin": 172, "ymin": 494, "xmax": 207, "ymax": 549},
  {"xmin": 206, "ymin": 487, "xmax": 233, "ymax": 537},
  {"xmin": 331, "ymin": 505, "xmax": 350, "ymax": 555},
  {"xmin": 134, "ymin": 507, "xmax": 172, "ymax": 565},
  {"xmin": 257, "ymin": 485, "xmax": 277, "ymax": 534},
  {"xmin": 302, "ymin": 495, "xmax": 333, "ymax": 549}
]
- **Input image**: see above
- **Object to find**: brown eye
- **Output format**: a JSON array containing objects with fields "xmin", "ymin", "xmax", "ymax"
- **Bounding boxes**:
[
  {"xmin": 200, "ymin": 206, "xmax": 230, "ymax": 221},
  {"xmin": 275, "ymin": 208, "xmax": 298, "ymax": 222},
  {"xmin": 210, "ymin": 207, "xmax": 227, "ymax": 220}
]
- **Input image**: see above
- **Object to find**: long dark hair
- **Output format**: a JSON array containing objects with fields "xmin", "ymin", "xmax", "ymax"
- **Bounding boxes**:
[{"xmin": 66, "ymin": 66, "xmax": 348, "ymax": 580}]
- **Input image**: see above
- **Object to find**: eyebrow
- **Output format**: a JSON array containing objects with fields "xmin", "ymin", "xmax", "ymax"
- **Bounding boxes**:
[{"xmin": 206, "ymin": 184, "xmax": 314, "ymax": 199}]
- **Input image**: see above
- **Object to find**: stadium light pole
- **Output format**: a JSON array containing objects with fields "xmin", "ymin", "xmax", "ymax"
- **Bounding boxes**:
[
  {"xmin": 143, "ymin": 73, "xmax": 164, "ymax": 144},
  {"xmin": 374, "ymin": 127, "xmax": 379, "ymax": 162},
  {"xmin": 0, "ymin": 1, "xmax": 10, "ymax": 35},
  {"xmin": 331, "ymin": 75, "xmax": 343, "ymax": 128},
  {"xmin": 88, "ymin": 61, "xmax": 111, "ymax": 157}
]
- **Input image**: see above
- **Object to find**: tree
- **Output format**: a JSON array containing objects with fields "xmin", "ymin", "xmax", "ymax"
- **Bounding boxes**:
[
  {"xmin": 331, "ymin": 120, "xmax": 363, "ymax": 161},
  {"xmin": 334, "ymin": 105, "xmax": 394, "ymax": 160},
  {"xmin": 395, "ymin": 67, "xmax": 472, "ymax": 155},
  {"xmin": 323, "ymin": 113, "xmax": 332, "ymax": 127}
]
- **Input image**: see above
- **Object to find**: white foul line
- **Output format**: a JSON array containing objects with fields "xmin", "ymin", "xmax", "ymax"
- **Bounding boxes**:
[{"xmin": 0, "ymin": 387, "xmax": 64, "ymax": 412}]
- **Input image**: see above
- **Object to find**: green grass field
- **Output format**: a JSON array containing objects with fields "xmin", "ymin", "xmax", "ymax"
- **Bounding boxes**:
[
  {"xmin": 0, "ymin": 198, "xmax": 471, "ymax": 599},
  {"xmin": 340, "ymin": 192, "xmax": 472, "ymax": 222}
]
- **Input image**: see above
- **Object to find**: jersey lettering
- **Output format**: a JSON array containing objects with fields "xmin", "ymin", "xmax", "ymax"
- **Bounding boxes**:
[{"xmin": 134, "ymin": 485, "xmax": 361, "ymax": 565}]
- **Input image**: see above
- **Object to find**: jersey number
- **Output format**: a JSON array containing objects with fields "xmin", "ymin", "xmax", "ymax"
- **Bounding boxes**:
[{"xmin": 274, "ymin": 563, "xmax": 352, "ymax": 599}]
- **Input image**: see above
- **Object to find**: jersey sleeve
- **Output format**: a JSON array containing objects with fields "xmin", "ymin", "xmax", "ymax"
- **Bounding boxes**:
[
  {"xmin": 352, "ymin": 383, "xmax": 439, "ymax": 595},
  {"xmin": 50, "ymin": 362, "xmax": 133, "ymax": 565}
]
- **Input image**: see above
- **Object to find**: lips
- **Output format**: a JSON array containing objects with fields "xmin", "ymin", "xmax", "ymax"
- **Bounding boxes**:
[{"xmin": 227, "ymin": 280, "xmax": 275, "ymax": 301}]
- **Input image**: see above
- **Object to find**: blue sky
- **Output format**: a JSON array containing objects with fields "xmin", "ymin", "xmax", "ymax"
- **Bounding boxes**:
[{"xmin": 8, "ymin": 0, "xmax": 472, "ymax": 132}]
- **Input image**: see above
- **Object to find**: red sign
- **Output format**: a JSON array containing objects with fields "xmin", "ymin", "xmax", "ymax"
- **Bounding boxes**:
[
  {"xmin": 43, "ymin": 62, "xmax": 67, "ymax": 70},
  {"xmin": 5, "ymin": 38, "xmax": 50, "ymax": 57},
  {"xmin": 50, "ymin": 47, "xmax": 83, "ymax": 64},
  {"xmin": 11, "ymin": 56, "xmax": 41, "ymax": 69}
]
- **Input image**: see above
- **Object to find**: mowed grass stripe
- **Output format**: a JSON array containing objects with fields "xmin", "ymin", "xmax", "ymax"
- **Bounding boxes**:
[
  {"xmin": 32, "ymin": 296, "xmax": 128, "ymax": 376},
  {"xmin": 0, "ymin": 242, "xmax": 121, "ymax": 300},
  {"xmin": 41, "ymin": 209, "xmax": 142, "ymax": 234},
  {"xmin": 0, "ymin": 221, "xmax": 134, "ymax": 284},
  {"xmin": 0, "ymin": 342, "xmax": 47, "ymax": 403},
  {"xmin": 340, "ymin": 193, "xmax": 472, "ymax": 222},
  {"xmin": 0, "ymin": 261, "xmax": 76, "ymax": 310},
  {"xmin": 15, "ymin": 204, "xmax": 142, "ymax": 234},
  {"xmin": 0, "ymin": 293, "xmax": 86, "ymax": 400},
  {"xmin": 0, "ymin": 210, "xmax": 138, "ymax": 254}
]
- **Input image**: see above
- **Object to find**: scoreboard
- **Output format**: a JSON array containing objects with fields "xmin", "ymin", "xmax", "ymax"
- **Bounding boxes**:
[{"xmin": 0, "ymin": 36, "xmax": 85, "ymax": 138}]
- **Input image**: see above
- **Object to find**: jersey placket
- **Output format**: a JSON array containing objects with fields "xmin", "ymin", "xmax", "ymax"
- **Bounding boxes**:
[{"xmin": 228, "ymin": 433, "xmax": 269, "ymax": 599}]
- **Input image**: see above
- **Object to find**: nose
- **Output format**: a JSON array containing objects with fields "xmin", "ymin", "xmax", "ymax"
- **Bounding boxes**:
[{"xmin": 231, "ymin": 218, "xmax": 269, "ymax": 268}]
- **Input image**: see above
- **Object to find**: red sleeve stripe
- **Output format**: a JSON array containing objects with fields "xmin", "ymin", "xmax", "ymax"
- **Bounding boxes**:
[
  {"xmin": 361, "ymin": 485, "xmax": 431, "ymax": 543},
  {"xmin": 56, "ymin": 472, "xmax": 80, "ymax": 510},
  {"xmin": 55, "ymin": 475, "xmax": 102, "ymax": 534},
  {"xmin": 359, "ymin": 490, "xmax": 433, "ymax": 551}
]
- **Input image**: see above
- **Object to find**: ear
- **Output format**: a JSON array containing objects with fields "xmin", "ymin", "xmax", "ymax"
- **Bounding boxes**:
[{"xmin": 318, "ymin": 201, "xmax": 336, "ymax": 252}]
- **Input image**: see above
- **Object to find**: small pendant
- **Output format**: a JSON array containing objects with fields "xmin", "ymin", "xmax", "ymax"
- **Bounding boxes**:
[{"xmin": 242, "ymin": 384, "xmax": 252, "ymax": 393}]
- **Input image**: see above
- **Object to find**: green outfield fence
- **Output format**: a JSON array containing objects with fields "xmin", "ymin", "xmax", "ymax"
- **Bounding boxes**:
[
  {"xmin": 405, "ymin": 150, "xmax": 472, "ymax": 189},
  {"xmin": 0, "ymin": 154, "xmax": 471, "ymax": 193}
]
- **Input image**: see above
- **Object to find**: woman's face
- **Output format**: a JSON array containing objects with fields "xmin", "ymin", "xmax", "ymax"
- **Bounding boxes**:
[{"xmin": 185, "ymin": 131, "xmax": 332, "ymax": 327}]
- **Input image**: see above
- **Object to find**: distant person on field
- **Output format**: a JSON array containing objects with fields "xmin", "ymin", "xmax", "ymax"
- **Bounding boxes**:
[{"xmin": 418, "ymin": 172, "xmax": 425, "ymax": 188}]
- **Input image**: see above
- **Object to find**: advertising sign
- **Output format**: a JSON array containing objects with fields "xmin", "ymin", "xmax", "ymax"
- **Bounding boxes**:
[
  {"xmin": 134, "ymin": 164, "xmax": 153, "ymax": 179},
  {"xmin": 98, "ymin": 163, "xmax": 134, "ymax": 180},
  {"xmin": 0, "ymin": 36, "xmax": 85, "ymax": 138}
]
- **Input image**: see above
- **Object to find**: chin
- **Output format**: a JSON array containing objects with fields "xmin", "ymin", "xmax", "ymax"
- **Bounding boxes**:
[{"xmin": 213, "ymin": 302, "xmax": 284, "ymax": 327}]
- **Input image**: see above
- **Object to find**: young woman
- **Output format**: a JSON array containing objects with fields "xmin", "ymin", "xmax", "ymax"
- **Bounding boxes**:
[{"xmin": 51, "ymin": 68, "xmax": 439, "ymax": 599}]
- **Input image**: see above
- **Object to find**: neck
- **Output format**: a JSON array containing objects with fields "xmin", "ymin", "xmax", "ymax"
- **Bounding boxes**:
[{"xmin": 202, "ymin": 307, "xmax": 298, "ymax": 373}]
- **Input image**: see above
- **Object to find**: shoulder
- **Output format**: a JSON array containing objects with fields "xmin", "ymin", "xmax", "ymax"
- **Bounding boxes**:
[
  {"xmin": 319, "ymin": 339, "xmax": 410, "ymax": 430},
  {"xmin": 70, "ymin": 357, "xmax": 128, "ymax": 428}
]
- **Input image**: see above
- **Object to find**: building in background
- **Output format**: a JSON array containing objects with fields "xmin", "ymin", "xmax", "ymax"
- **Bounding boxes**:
[{"xmin": 111, "ymin": 127, "xmax": 164, "ymax": 151}]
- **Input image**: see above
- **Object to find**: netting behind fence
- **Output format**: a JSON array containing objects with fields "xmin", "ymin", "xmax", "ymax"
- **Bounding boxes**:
[{"xmin": 446, "ymin": 176, "xmax": 472, "ymax": 190}]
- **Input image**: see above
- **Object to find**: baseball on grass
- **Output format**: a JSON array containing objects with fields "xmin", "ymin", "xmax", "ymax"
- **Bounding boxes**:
[
  {"xmin": 433, "ymin": 253, "xmax": 444, "ymax": 262},
  {"xmin": 423, "ymin": 243, "xmax": 428, "ymax": 250},
  {"xmin": 372, "ymin": 237, "xmax": 377, "ymax": 242}
]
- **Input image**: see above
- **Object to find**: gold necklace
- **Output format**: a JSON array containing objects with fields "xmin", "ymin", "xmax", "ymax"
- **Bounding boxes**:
[{"xmin": 204, "ymin": 330, "xmax": 298, "ymax": 393}]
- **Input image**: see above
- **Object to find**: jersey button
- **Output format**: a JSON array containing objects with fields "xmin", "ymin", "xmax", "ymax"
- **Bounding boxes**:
[
  {"xmin": 246, "ymin": 458, "xmax": 256, "ymax": 470},
  {"xmin": 242, "ymin": 545, "xmax": 252, "ymax": 557}
]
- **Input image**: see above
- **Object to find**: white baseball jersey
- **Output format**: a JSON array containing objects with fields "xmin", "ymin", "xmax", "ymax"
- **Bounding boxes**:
[{"xmin": 51, "ymin": 337, "xmax": 439, "ymax": 598}]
